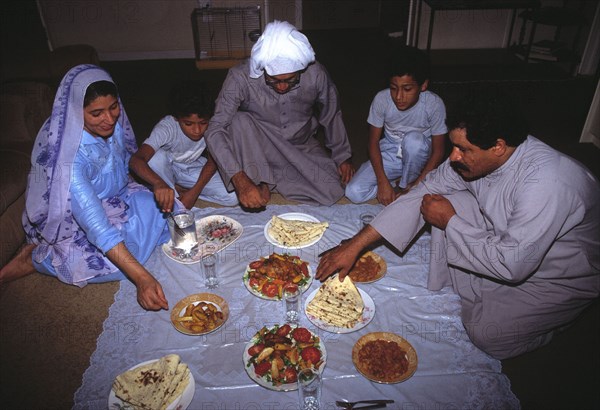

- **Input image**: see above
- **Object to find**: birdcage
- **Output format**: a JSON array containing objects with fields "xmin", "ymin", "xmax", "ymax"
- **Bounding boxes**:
[{"xmin": 191, "ymin": 6, "xmax": 262, "ymax": 70}]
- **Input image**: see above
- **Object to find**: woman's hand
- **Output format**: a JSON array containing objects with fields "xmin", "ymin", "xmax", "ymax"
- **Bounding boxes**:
[
  {"xmin": 106, "ymin": 242, "xmax": 169, "ymax": 311},
  {"xmin": 135, "ymin": 275, "xmax": 169, "ymax": 311}
]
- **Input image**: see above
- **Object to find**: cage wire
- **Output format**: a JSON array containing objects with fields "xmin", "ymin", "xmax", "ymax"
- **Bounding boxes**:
[{"xmin": 192, "ymin": 6, "xmax": 262, "ymax": 65}]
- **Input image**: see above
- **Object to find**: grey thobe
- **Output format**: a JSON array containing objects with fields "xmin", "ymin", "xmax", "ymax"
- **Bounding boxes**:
[
  {"xmin": 205, "ymin": 60, "xmax": 352, "ymax": 206},
  {"xmin": 371, "ymin": 136, "xmax": 600, "ymax": 359}
]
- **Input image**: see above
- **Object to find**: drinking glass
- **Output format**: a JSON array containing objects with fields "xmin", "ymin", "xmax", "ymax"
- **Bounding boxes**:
[
  {"xmin": 202, "ymin": 253, "xmax": 218, "ymax": 289},
  {"xmin": 282, "ymin": 286, "xmax": 301, "ymax": 324},
  {"xmin": 168, "ymin": 209, "xmax": 198, "ymax": 258},
  {"xmin": 360, "ymin": 212, "xmax": 375, "ymax": 228},
  {"xmin": 298, "ymin": 368, "xmax": 322, "ymax": 410}
]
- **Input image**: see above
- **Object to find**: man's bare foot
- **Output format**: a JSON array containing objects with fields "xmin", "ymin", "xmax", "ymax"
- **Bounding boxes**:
[
  {"xmin": 259, "ymin": 183, "xmax": 271, "ymax": 204},
  {"xmin": 0, "ymin": 243, "xmax": 37, "ymax": 285}
]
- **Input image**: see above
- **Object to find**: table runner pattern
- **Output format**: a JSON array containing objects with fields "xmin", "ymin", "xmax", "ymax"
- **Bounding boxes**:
[{"xmin": 74, "ymin": 204, "xmax": 519, "ymax": 409}]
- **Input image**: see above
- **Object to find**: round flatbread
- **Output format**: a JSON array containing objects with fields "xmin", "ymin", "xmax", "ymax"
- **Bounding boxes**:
[{"xmin": 112, "ymin": 354, "xmax": 191, "ymax": 410}]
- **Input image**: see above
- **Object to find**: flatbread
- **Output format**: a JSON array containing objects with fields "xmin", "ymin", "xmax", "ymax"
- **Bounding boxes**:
[
  {"xmin": 112, "ymin": 354, "xmax": 190, "ymax": 410},
  {"xmin": 268, "ymin": 215, "xmax": 328, "ymax": 247},
  {"xmin": 305, "ymin": 275, "xmax": 364, "ymax": 328}
]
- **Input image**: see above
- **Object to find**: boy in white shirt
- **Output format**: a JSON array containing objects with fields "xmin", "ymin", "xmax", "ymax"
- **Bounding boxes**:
[
  {"xmin": 130, "ymin": 81, "xmax": 237, "ymax": 211},
  {"xmin": 345, "ymin": 46, "xmax": 447, "ymax": 205}
]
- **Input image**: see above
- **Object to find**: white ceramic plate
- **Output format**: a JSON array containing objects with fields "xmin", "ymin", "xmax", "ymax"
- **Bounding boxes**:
[
  {"xmin": 242, "ymin": 325, "xmax": 327, "ymax": 391},
  {"xmin": 304, "ymin": 287, "xmax": 376, "ymax": 334},
  {"xmin": 162, "ymin": 215, "xmax": 243, "ymax": 264},
  {"xmin": 108, "ymin": 358, "xmax": 195, "ymax": 410},
  {"xmin": 264, "ymin": 212, "xmax": 325, "ymax": 249},
  {"xmin": 243, "ymin": 254, "xmax": 313, "ymax": 300}
]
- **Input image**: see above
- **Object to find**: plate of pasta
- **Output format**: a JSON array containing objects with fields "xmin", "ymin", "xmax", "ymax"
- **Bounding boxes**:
[{"xmin": 264, "ymin": 213, "xmax": 328, "ymax": 249}]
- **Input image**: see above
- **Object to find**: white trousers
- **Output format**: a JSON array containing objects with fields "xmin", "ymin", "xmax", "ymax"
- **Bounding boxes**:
[
  {"xmin": 345, "ymin": 131, "xmax": 432, "ymax": 203},
  {"xmin": 148, "ymin": 150, "xmax": 238, "ymax": 206}
]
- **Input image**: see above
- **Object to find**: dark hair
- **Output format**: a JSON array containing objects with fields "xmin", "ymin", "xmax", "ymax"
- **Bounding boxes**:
[
  {"xmin": 446, "ymin": 92, "xmax": 529, "ymax": 149},
  {"xmin": 168, "ymin": 81, "xmax": 214, "ymax": 119},
  {"xmin": 387, "ymin": 45, "xmax": 431, "ymax": 85},
  {"xmin": 84, "ymin": 80, "xmax": 118, "ymax": 107}
]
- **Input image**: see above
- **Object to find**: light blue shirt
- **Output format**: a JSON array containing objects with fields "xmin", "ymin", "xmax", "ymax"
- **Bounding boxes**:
[{"xmin": 70, "ymin": 124, "xmax": 129, "ymax": 253}]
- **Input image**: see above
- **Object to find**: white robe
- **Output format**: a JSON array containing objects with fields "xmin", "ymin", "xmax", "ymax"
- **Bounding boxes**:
[{"xmin": 371, "ymin": 136, "xmax": 600, "ymax": 359}]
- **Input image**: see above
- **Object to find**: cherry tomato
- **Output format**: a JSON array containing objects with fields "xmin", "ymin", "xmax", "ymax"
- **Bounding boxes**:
[
  {"xmin": 249, "ymin": 260, "xmax": 264, "ymax": 269},
  {"xmin": 261, "ymin": 282, "xmax": 279, "ymax": 298},
  {"xmin": 301, "ymin": 346, "xmax": 321, "ymax": 364},
  {"xmin": 254, "ymin": 361, "xmax": 271, "ymax": 377},
  {"xmin": 300, "ymin": 262, "xmax": 309, "ymax": 277},
  {"xmin": 292, "ymin": 327, "xmax": 312, "ymax": 343},
  {"xmin": 276, "ymin": 324, "xmax": 292, "ymax": 337},
  {"xmin": 284, "ymin": 367, "xmax": 297, "ymax": 383},
  {"xmin": 249, "ymin": 278, "xmax": 260, "ymax": 289},
  {"xmin": 283, "ymin": 283, "xmax": 299, "ymax": 293},
  {"xmin": 247, "ymin": 343, "xmax": 265, "ymax": 357}
]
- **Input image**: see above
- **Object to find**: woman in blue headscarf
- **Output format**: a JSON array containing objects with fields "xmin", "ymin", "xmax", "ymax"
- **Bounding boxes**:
[{"xmin": 0, "ymin": 65, "xmax": 170, "ymax": 311}]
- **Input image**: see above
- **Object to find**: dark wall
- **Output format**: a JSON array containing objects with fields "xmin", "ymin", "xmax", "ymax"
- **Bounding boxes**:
[{"xmin": 1, "ymin": 0, "xmax": 48, "ymax": 59}]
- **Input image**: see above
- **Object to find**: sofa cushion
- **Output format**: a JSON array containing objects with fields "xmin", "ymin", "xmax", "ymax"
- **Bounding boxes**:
[
  {"xmin": 0, "ymin": 194, "xmax": 26, "ymax": 268},
  {"xmin": 0, "ymin": 149, "xmax": 30, "ymax": 215},
  {"xmin": 1, "ymin": 81, "xmax": 53, "ymax": 146}
]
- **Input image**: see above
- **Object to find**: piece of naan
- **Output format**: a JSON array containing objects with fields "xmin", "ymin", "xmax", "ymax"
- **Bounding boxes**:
[
  {"xmin": 112, "ymin": 354, "xmax": 190, "ymax": 410},
  {"xmin": 306, "ymin": 274, "xmax": 364, "ymax": 328}
]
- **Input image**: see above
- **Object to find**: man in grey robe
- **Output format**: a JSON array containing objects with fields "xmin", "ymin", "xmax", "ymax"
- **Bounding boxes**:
[
  {"xmin": 316, "ymin": 94, "xmax": 600, "ymax": 359},
  {"xmin": 205, "ymin": 20, "xmax": 354, "ymax": 209}
]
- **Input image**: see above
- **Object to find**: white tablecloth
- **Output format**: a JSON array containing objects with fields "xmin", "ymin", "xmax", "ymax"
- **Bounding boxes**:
[{"xmin": 74, "ymin": 204, "xmax": 519, "ymax": 409}]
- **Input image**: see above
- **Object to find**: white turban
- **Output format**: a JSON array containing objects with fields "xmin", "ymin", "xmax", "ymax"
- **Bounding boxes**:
[{"xmin": 249, "ymin": 20, "xmax": 315, "ymax": 79}]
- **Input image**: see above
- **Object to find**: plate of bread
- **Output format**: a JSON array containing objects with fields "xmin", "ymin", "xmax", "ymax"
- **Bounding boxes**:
[
  {"xmin": 304, "ymin": 275, "xmax": 375, "ymax": 333},
  {"xmin": 264, "ymin": 213, "xmax": 328, "ymax": 249},
  {"xmin": 109, "ymin": 354, "xmax": 194, "ymax": 410}
]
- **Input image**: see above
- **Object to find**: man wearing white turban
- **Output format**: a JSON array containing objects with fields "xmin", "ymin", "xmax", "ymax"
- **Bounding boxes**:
[{"xmin": 205, "ymin": 20, "xmax": 355, "ymax": 208}]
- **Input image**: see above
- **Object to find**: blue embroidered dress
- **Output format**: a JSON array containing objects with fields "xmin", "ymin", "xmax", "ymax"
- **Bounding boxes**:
[{"xmin": 22, "ymin": 65, "xmax": 168, "ymax": 286}]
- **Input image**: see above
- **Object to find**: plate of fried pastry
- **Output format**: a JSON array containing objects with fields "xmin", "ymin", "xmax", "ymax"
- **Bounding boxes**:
[
  {"xmin": 170, "ymin": 293, "xmax": 229, "ymax": 336},
  {"xmin": 352, "ymin": 332, "xmax": 418, "ymax": 384}
]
